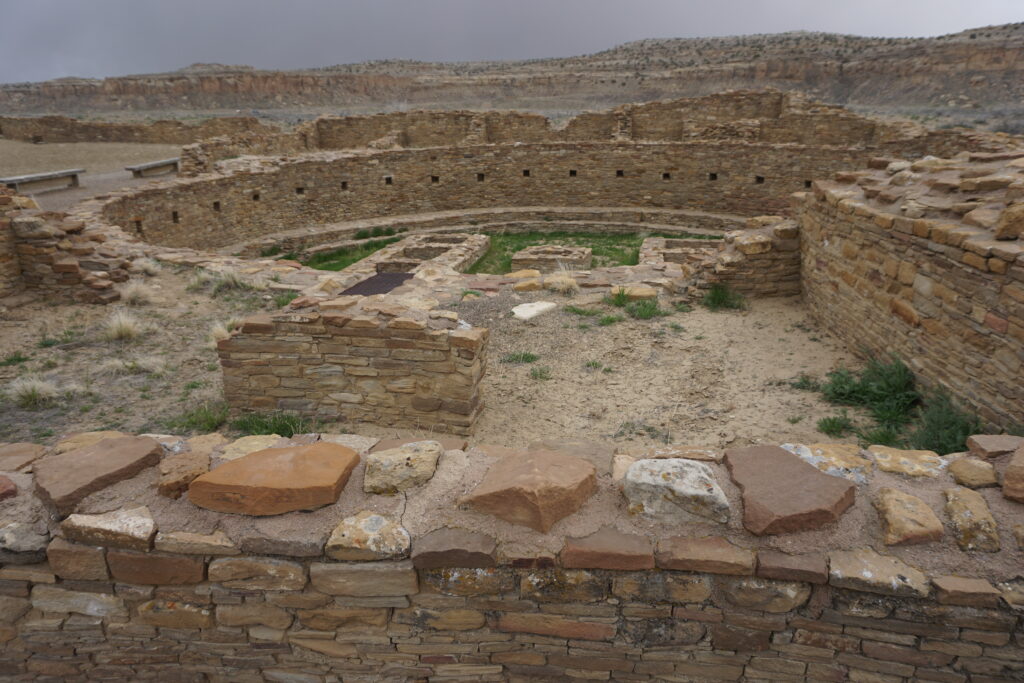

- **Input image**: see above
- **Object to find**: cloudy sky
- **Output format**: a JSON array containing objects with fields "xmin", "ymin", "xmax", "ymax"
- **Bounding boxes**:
[{"xmin": 1, "ymin": 0, "xmax": 1020, "ymax": 83}]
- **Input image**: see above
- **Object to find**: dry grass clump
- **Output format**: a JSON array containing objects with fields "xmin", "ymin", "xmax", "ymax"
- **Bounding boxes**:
[
  {"xmin": 95, "ymin": 356, "xmax": 164, "ymax": 377},
  {"xmin": 119, "ymin": 281, "xmax": 155, "ymax": 306},
  {"xmin": 545, "ymin": 274, "xmax": 580, "ymax": 295},
  {"xmin": 101, "ymin": 310, "xmax": 146, "ymax": 342},
  {"xmin": 8, "ymin": 376, "xmax": 60, "ymax": 409},
  {"xmin": 134, "ymin": 258, "xmax": 162, "ymax": 276}
]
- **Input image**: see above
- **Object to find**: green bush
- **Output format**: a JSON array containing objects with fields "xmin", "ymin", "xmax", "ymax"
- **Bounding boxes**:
[
  {"xmin": 906, "ymin": 391, "xmax": 982, "ymax": 454},
  {"xmin": 626, "ymin": 299, "xmax": 668, "ymax": 320},
  {"xmin": 789, "ymin": 373, "xmax": 821, "ymax": 391},
  {"xmin": 702, "ymin": 283, "xmax": 745, "ymax": 311},
  {"xmin": 231, "ymin": 411, "xmax": 316, "ymax": 438},
  {"xmin": 817, "ymin": 411, "xmax": 854, "ymax": 437},
  {"xmin": 355, "ymin": 229, "xmax": 371, "ymax": 239}
]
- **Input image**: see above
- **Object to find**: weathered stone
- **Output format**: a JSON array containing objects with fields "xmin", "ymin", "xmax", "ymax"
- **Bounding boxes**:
[
  {"xmin": 460, "ymin": 450, "xmax": 596, "ymax": 532},
  {"xmin": 309, "ymin": 561, "xmax": 418, "ymax": 596},
  {"xmin": 295, "ymin": 607, "xmax": 389, "ymax": 631},
  {"xmin": 622, "ymin": 458, "xmax": 729, "ymax": 523},
  {"xmin": 158, "ymin": 433, "xmax": 226, "ymax": 499},
  {"xmin": 325, "ymin": 511, "xmax": 409, "ymax": 561},
  {"xmin": 967, "ymin": 434, "xmax": 1024, "ymax": 458},
  {"xmin": 0, "ymin": 520, "xmax": 47, "ymax": 564},
  {"xmin": 611, "ymin": 284, "xmax": 658, "ymax": 301},
  {"xmin": 561, "ymin": 526, "xmax": 654, "ymax": 570},
  {"xmin": 289, "ymin": 638, "xmax": 358, "ymax": 658},
  {"xmin": 363, "ymin": 440, "xmax": 442, "ymax": 494},
  {"xmin": 136, "ymin": 600, "xmax": 213, "ymax": 629},
  {"xmin": 621, "ymin": 444, "xmax": 721, "ymax": 462},
  {"xmin": 866, "ymin": 445, "xmax": 945, "ymax": 477},
  {"xmin": 107, "ymin": 550, "xmax": 205, "ymax": 585},
  {"xmin": 53, "ymin": 431, "xmax": 131, "ymax": 454},
  {"xmin": 34, "ymin": 436, "xmax": 162, "ymax": 514},
  {"xmin": 189, "ymin": 442, "xmax": 359, "ymax": 515},
  {"xmin": 711, "ymin": 623, "xmax": 770, "ymax": 651},
  {"xmin": 506, "ymin": 269, "xmax": 542, "ymax": 279},
  {"xmin": 30, "ymin": 585, "xmax": 126, "ymax": 618},
  {"xmin": 154, "ymin": 530, "xmax": 239, "ymax": 555},
  {"xmin": 528, "ymin": 438, "xmax": 618, "ymax": 473},
  {"xmin": 656, "ymin": 537, "xmax": 755, "ymax": 575},
  {"xmin": 1003, "ymin": 445, "xmax": 1024, "ymax": 503},
  {"xmin": 756, "ymin": 550, "xmax": 828, "ymax": 584},
  {"xmin": 724, "ymin": 445, "xmax": 855, "ymax": 534},
  {"xmin": 411, "ymin": 527, "xmax": 496, "ymax": 568},
  {"xmin": 208, "ymin": 557, "xmax": 306, "ymax": 590},
  {"xmin": 421, "ymin": 566, "xmax": 514, "ymax": 596},
  {"xmin": 0, "ymin": 476, "xmax": 15, "ymax": 502},
  {"xmin": 780, "ymin": 443, "xmax": 874, "ymax": 483},
  {"xmin": 61, "ymin": 506, "xmax": 155, "ymax": 551},
  {"xmin": 393, "ymin": 606, "xmax": 486, "ymax": 631},
  {"xmin": 612, "ymin": 572, "xmax": 711, "ymax": 603},
  {"xmin": 0, "ymin": 443, "xmax": 45, "ymax": 472},
  {"xmin": 511, "ymin": 301, "xmax": 557, "ymax": 321},
  {"xmin": 319, "ymin": 433, "xmax": 379, "ymax": 453},
  {"xmin": 932, "ymin": 576, "xmax": 1002, "ymax": 607},
  {"xmin": 718, "ymin": 576, "xmax": 811, "ymax": 612},
  {"xmin": 46, "ymin": 538, "xmax": 107, "ymax": 581},
  {"xmin": 371, "ymin": 437, "xmax": 467, "ymax": 453},
  {"xmin": 216, "ymin": 603, "xmax": 293, "ymax": 629},
  {"xmin": 873, "ymin": 488, "xmax": 944, "ymax": 545},
  {"xmin": 496, "ymin": 612, "xmax": 615, "ymax": 641},
  {"xmin": 239, "ymin": 530, "xmax": 326, "ymax": 557},
  {"xmin": 828, "ymin": 548, "xmax": 928, "ymax": 597},
  {"xmin": 520, "ymin": 568, "xmax": 606, "ymax": 603},
  {"xmin": 218, "ymin": 434, "xmax": 282, "ymax": 461},
  {"xmin": 0, "ymin": 595, "xmax": 29, "ymax": 624},
  {"xmin": 994, "ymin": 202, "xmax": 1024, "ymax": 240},
  {"xmin": 512, "ymin": 278, "xmax": 542, "ymax": 292},
  {"xmin": 949, "ymin": 456, "xmax": 998, "ymax": 488},
  {"xmin": 944, "ymin": 487, "xmax": 1000, "ymax": 552}
]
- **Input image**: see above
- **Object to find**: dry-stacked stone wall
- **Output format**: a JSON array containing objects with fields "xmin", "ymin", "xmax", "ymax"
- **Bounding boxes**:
[
  {"xmin": 0, "ymin": 115, "xmax": 277, "ymax": 145},
  {"xmin": 0, "ymin": 189, "xmax": 28, "ymax": 298},
  {"xmin": 799, "ymin": 151, "xmax": 1024, "ymax": 429},
  {"xmin": 704, "ymin": 217, "xmax": 803, "ymax": 297}
]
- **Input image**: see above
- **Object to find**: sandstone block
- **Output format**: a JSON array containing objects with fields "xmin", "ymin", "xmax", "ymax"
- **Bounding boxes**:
[
  {"xmin": 289, "ymin": 638, "xmax": 358, "ymax": 658},
  {"xmin": 30, "ymin": 585, "xmax": 126, "ymax": 619},
  {"xmin": 208, "ymin": 557, "xmax": 306, "ymax": 590},
  {"xmin": 560, "ymin": 526, "xmax": 654, "ymax": 570},
  {"xmin": 154, "ymin": 530, "xmax": 239, "ymax": 555},
  {"xmin": 512, "ymin": 278, "xmax": 542, "ymax": 292},
  {"xmin": 496, "ymin": 612, "xmax": 615, "ymax": 641},
  {"xmin": 967, "ymin": 434, "xmax": 1024, "ymax": 458},
  {"xmin": 933, "ymin": 576, "xmax": 1002, "ymax": 607},
  {"xmin": 828, "ymin": 548, "xmax": 928, "ymax": 597},
  {"xmin": 325, "ymin": 511, "xmax": 410, "ymax": 561},
  {"xmin": 511, "ymin": 301, "xmax": 557, "ymax": 321},
  {"xmin": 60, "ymin": 506, "xmax": 156, "ymax": 551},
  {"xmin": 460, "ymin": 450, "xmax": 596, "ymax": 532},
  {"xmin": 53, "ymin": 430, "xmax": 132, "ymax": 454},
  {"xmin": 656, "ymin": 536, "xmax": 755, "ymax": 575},
  {"xmin": 993, "ymin": 203, "xmax": 1024, "ymax": 240},
  {"xmin": 393, "ymin": 606, "xmax": 486, "ymax": 631},
  {"xmin": 0, "ymin": 443, "xmax": 45, "ymax": 472},
  {"xmin": 363, "ymin": 440, "xmax": 442, "ymax": 494},
  {"xmin": 34, "ymin": 436, "xmax": 162, "ymax": 514},
  {"xmin": 216, "ymin": 603, "xmax": 293, "ymax": 629},
  {"xmin": 949, "ymin": 457, "xmax": 998, "ymax": 488},
  {"xmin": 320, "ymin": 433, "xmax": 379, "ymax": 453},
  {"xmin": 157, "ymin": 433, "xmax": 227, "ymax": 499},
  {"xmin": 873, "ymin": 487, "xmax": 943, "ymax": 545},
  {"xmin": 45, "ymin": 538, "xmax": 107, "ymax": 581},
  {"xmin": 188, "ymin": 442, "xmax": 359, "ymax": 515},
  {"xmin": 779, "ymin": 443, "xmax": 874, "ymax": 484},
  {"xmin": 622, "ymin": 458, "xmax": 729, "ymax": 523},
  {"xmin": 106, "ymin": 550, "xmax": 205, "ymax": 585},
  {"xmin": 296, "ymin": 606, "xmax": 388, "ymax": 631},
  {"xmin": 611, "ymin": 285, "xmax": 658, "ymax": 301},
  {"xmin": 1003, "ymin": 445, "xmax": 1024, "ymax": 503},
  {"xmin": 711, "ymin": 623, "xmax": 770, "ymax": 652},
  {"xmin": 136, "ymin": 600, "xmax": 213, "ymax": 629},
  {"xmin": 944, "ymin": 487, "xmax": 1000, "ymax": 552},
  {"xmin": 0, "ymin": 595, "xmax": 29, "ymax": 624},
  {"xmin": 309, "ymin": 561, "xmax": 418, "ymax": 596},
  {"xmin": 756, "ymin": 550, "xmax": 828, "ymax": 584},
  {"xmin": 724, "ymin": 445, "xmax": 855, "ymax": 534},
  {"xmin": 718, "ymin": 576, "xmax": 811, "ymax": 612},
  {"xmin": 865, "ymin": 445, "xmax": 945, "ymax": 477},
  {"xmin": 371, "ymin": 436, "xmax": 468, "ymax": 453},
  {"xmin": 0, "ymin": 476, "xmax": 15, "ymax": 502},
  {"xmin": 411, "ymin": 527, "xmax": 496, "ymax": 568},
  {"xmin": 218, "ymin": 434, "xmax": 282, "ymax": 461}
]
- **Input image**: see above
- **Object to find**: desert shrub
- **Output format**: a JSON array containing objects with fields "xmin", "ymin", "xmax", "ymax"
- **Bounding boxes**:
[
  {"xmin": 820, "ymin": 356, "xmax": 919, "ymax": 426},
  {"xmin": 857, "ymin": 425, "xmax": 904, "ymax": 448},
  {"xmin": 545, "ymin": 275, "xmax": 580, "ymax": 295},
  {"xmin": 501, "ymin": 351, "xmax": 539, "ymax": 364},
  {"xmin": 101, "ymin": 310, "xmax": 145, "ymax": 342},
  {"xmin": 702, "ymin": 283, "xmax": 745, "ymax": 311},
  {"xmin": 120, "ymin": 281, "xmax": 155, "ymax": 306},
  {"xmin": 626, "ymin": 299, "xmax": 668, "ymax": 320},
  {"xmin": 166, "ymin": 401, "xmax": 229, "ymax": 433},
  {"xmin": 232, "ymin": 411, "xmax": 315, "ymax": 437},
  {"xmin": 817, "ymin": 411, "xmax": 854, "ymax": 437},
  {"xmin": 95, "ymin": 357, "xmax": 164, "ymax": 377},
  {"xmin": 906, "ymin": 391, "xmax": 982, "ymax": 454},
  {"xmin": 529, "ymin": 366, "xmax": 552, "ymax": 381},
  {"xmin": 134, "ymin": 258, "xmax": 162, "ymax": 276},
  {"xmin": 8, "ymin": 376, "xmax": 59, "ymax": 410}
]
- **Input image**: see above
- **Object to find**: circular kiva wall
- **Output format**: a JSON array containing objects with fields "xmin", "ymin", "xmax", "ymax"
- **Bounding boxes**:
[{"xmin": 99, "ymin": 141, "xmax": 866, "ymax": 250}]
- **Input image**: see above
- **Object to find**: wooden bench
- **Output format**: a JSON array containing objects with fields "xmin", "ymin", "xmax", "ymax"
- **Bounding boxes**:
[
  {"xmin": 125, "ymin": 158, "xmax": 180, "ymax": 178},
  {"xmin": 0, "ymin": 168, "xmax": 85, "ymax": 193}
]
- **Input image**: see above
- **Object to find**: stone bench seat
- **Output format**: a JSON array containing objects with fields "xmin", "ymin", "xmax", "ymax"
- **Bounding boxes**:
[
  {"xmin": 125, "ymin": 157, "xmax": 180, "ymax": 178},
  {"xmin": 0, "ymin": 168, "xmax": 84, "ymax": 193}
]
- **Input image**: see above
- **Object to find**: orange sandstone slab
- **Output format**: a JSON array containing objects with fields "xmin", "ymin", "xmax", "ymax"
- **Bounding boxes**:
[
  {"xmin": 188, "ymin": 443, "xmax": 359, "ymax": 516},
  {"xmin": 561, "ymin": 526, "xmax": 654, "ymax": 570}
]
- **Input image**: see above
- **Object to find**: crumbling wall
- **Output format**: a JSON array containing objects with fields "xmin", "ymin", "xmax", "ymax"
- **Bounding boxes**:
[
  {"xmin": 0, "ymin": 115, "xmax": 277, "ymax": 145},
  {"xmin": 704, "ymin": 218, "xmax": 803, "ymax": 297}
]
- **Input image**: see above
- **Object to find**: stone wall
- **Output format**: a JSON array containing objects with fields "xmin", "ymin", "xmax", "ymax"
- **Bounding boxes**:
[
  {"xmin": 0, "ymin": 115, "xmax": 277, "ymax": 145},
  {"xmin": 799, "ymin": 152, "xmax": 1024, "ymax": 429},
  {"xmin": 0, "ymin": 189, "xmax": 26, "ymax": 299},
  {"xmin": 219, "ymin": 301, "xmax": 487, "ymax": 436},
  {"xmin": 704, "ymin": 217, "xmax": 803, "ymax": 297}
]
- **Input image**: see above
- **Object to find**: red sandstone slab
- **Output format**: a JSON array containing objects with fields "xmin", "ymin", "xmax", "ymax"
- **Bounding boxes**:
[
  {"xmin": 932, "ymin": 575, "xmax": 1002, "ymax": 607},
  {"xmin": 0, "ymin": 443, "xmax": 46, "ymax": 472},
  {"xmin": 34, "ymin": 436, "xmax": 162, "ymax": 515},
  {"xmin": 655, "ymin": 537, "xmax": 754, "ymax": 575},
  {"xmin": 724, "ymin": 445, "xmax": 855, "ymax": 535},
  {"xmin": 188, "ymin": 443, "xmax": 359, "ymax": 516},
  {"xmin": 756, "ymin": 550, "xmax": 828, "ymax": 584},
  {"xmin": 560, "ymin": 526, "xmax": 654, "ymax": 570},
  {"xmin": 411, "ymin": 528, "xmax": 496, "ymax": 569}
]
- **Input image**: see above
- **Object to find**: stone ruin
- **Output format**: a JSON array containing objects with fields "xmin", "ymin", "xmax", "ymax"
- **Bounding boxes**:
[
  {"xmin": 0, "ymin": 91, "xmax": 1023, "ymax": 680},
  {"xmin": 510, "ymin": 244, "xmax": 593, "ymax": 273}
]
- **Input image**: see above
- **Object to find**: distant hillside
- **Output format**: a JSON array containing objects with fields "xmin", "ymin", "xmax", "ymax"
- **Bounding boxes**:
[{"xmin": 1, "ymin": 23, "xmax": 1022, "ymax": 130}]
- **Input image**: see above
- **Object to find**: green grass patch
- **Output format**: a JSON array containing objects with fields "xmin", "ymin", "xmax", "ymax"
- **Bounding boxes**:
[
  {"xmin": 165, "ymin": 401, "xmax": 229, "ymax": 433},
  {"xmin": 789, "ymin": 373, "xmax": 821, "ymax": 392},
  {"xmin": 0, "ymin": 352, "xmax": 29, "ymax": 367},
  {"xmin": 605, "ymin": 289, "xmax": 631, "ymax": 307},
  {"xmin": 702, "ymin": 283, "xmax": 745, "ymax": 311},
  {"xmin": 305, "ymin": 237, "xmax": 402, "ymax": 271},
  {"xmin": 597, "ymin": 314, "xmax": 624, "ymax": 326},
  {"xmin": 626, "ymin": 299, "xmax": 669, "ymax": 320},
  {"xmin": 273, "ymin": 291, "xmax": 300, "ymax": 308},
  {"xmin": 501, "ymin": 351, "xmax": 539, "ymax": 364},
  {"xmin": 529, "ymin": 366, "xmax": 552, "ymax": 381},
  {"xmin": 817, "ymin": 411, "xmax": 854, "ymax": 437},
  {"xmin": 231, "ymin": 411, "xmax": 316, "ymax": 438},
  {"xmin": 906, "ymin": 391, "xmax": 982, "ymax": 454}
]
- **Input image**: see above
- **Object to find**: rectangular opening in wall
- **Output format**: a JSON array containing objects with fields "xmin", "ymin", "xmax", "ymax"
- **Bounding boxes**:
[
  {"xmin": 384, "ymin": 176, "xmax": 393, "ymax": 185},
  {"xmin": 212, "ymin": 201, "xmax": 221, "ymax": 212},
  {"xmin": 133, "ymin": 220, "xmax": 142, "ymax": 232},
  {"xmin": 171, "ymin": 211, "xmax": 179, "ymax": 224},
  {"xmin": 569, "ymin": 169, "xmax": 577, "ymax": 177},
  {"xmin": 252, "ymin": 192, "xmax": 260, "ymax": 201},
  {"xmin": 477, "ymin": 173, "xmax": 485, "ymax": 182},
  {"xmin": 755, "ymin": 176, "xmax": 765, "ymax": 184},
  {"xmin": 340, "ymin": 181, "xmax": 348, "ymax": 191},
  {"xmin": 295, "ymin": 187, "xmax": 305, "ymax": 195},
  {"xmin": 709, "ymin": 172, "xmax": 718, "ymax": 181},
  {"xmin": 616, "ymin": 170, "xmax": 625, "ymax": 177},
  {"xmin": 522, "ymin": 169, "xmax": 530, "ymax": 177},
  {"xmin": 804, "ymin": 179, "xmax": 813, "ymax": 188},
  {"xmin": 662, "ymin": 172, "xmax": 671, "ymax": 180},
  {"xmin": 431, "ymin": 175, "xmax": 439, "ymax": 184}
]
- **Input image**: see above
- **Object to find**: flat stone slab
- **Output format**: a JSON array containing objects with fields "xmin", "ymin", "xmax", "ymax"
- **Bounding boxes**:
[
  {"xmin": 34, "ymin": 436, "xmax": 162, "ymax": 515},
  {"xmin": 967, "ymin": 434, "xmax": 1024, "ymax": 459},
  {"xmin": 949, "ymin": 456, "xmax": 998, "ymax": 488},
  {"xmin": 53, "ymin": 431, "xmax": 132, "ymax": 454},
  {"xmin": 828, "ymin": 548, "xmax": 928, "ymax": 598},
  {"xmin": 1004, "ymin": 445, "xmax": 1024, "ymax": 503},
  {"xmin": 363, "ymin": 441, "xmax": 442, "ymax": 494},
  {"xmin": 371, "ymin": 437, "xmax": 467, "ymax": 453},
  {"xmin": 189, "ymin": 443, "xmax": 359, "ymax": 516},
  {"xmin": 622, "ymin": 458, "xmax": 729, "ymax": 523},
  {"xmin": 411, "ymin": 527, "xmax": 496, "ymax": 568},
  {"xmin": 61, "ymin": 507, "xmax": 156, "ymax": 551},
  {"xmin": 320, "ymin": 433, "xmax": 380, "ymax": 454},
  {"xmin": 309, "ymin": 560, "xmax": 418, "ymax": 596},
  {"xmin": 933, "ymin": 575, "xmax": 1002, "ymax": 607},
  {"xmin": 718, "ymin": 577, "xmax": 811, "ymax": 613},
  {"xmin": 154, "ymin": 530, "xmax": 239, "ymax": 556},
  {"xmin": 158, "ymin": 433, "xmax": 227, "ymax": 499},
  {"xmin": 779, "ymin": 443, "xmax": 874, "ymax": 484},
  {"xmin": 655, "ymin": 536, "xmax": 755, "ymax": 575},
  {"xmin": 945, "ymin": 487, "xmax": 1000, "ymax": 552},
  {"xmin": 873, "ymin": 487, "xmax": 943, "ymax": 545},
  {"xmin": 208, "ymin": 557, "xmax": 306, "ymax": 591},
  {"xmin": 755, "ymin": 550, "xmax": 828, "ymax": 584},
  {"xmin": 218, "ymin": 434, "xmax": 282, "ymax": 462},
  {"xmin": 0, "ymin": 443, "xmax": 46, "ymax": 472},
  {"xmin": 461, "ymin": 451, "xmax": 596, "ymax": 532},
  {"xmin": 511, "ymin": 301, "xmax": 557, "ymax": 321},
  {"xmin": 865, "ymin": 445, "xmax": 945, "ymax": 477},
  {"xmin": 326, "ymin": 511, "xmax": 410, "ymax": 561},
  {"xmin": 724, "ymin": 445, "xmax": 855, "ymax": 535},
  {"xmin": 560, "ymin": 526, "xmax": 654, "ymax": 570}
]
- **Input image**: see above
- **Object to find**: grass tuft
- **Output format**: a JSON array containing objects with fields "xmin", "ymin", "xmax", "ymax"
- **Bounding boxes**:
[
  {"xmin": 597, "ymin": 314, "xmax": 624, "ymax": 326},
  {"xmin": 529, "ymin": 366, "xmax": 552, "ymax": 381},
  {"xmin": 789, "ymin": 373, "xmax": 821, "ymax": 392},
  {"xmin": 231, "ymin": 412, "xmax": 315, "ymax": 438},
  {"xmin": 166, "ymin": 401, "xmax": 229, "ymax": 433},
  {"xmin": 120, "ymin": 281, "xmax": 155, "ymax": 306},
  {"xmin": 906, "ymin": 391, "xmax": 982, "ymax": 454},
  {"xmin": 626, "ymin": 299, "xmax": 668, "ymax": 320},
  {"xmin": 605, "ymin": 289, "xmax": 631, "ymax": 307},
  {"xmin": 702, "ymin": 283, "xmax": 745, "ymax": 311},
  {"xmin": 500, "ymin": 351, "xmax": 539, "ymax": 364},
  {"xmin": 8, "ymin": 376, "xmax": 60, "ymax": 410},
  {"xmin": 817, "ymin": 411, "xmax": 854, "ymax": 437},
  {"xmin": 564, "ymin": 305, "xmax": 600, "ymax": 317},
  {"xmin": 0, "ymin": 352, "xmax": 29, "ymax": 367},
  {"xmin": 101, "ymin": 310, "xmax": 145, "ymax": 342}
]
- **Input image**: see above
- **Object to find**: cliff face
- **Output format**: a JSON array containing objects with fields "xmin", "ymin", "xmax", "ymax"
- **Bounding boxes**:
[{"xmin": 1, "ymin": 24, "xmax": 1022, "ymax": 114}]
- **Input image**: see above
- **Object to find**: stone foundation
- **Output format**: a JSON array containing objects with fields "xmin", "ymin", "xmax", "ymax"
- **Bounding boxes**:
[{"xmin": 511, "ymin": 245, "xmax": 592, "ymax": 273}]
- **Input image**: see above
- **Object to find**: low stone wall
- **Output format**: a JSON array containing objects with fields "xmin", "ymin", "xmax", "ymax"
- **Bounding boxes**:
[
  {"xmin": 705, "ymin": 217, "xmax": 803, "ymax": 297},
  {"xmin": 219, "ymin": 300, "xmax": 487, "ymax": 436},
  {"xmin": 0, "ymin": 189, "xmax": 29, "ymax": 299},
  {"xmin": 0, "ymin": 115, "xmax": 277, "ymax": 145}
]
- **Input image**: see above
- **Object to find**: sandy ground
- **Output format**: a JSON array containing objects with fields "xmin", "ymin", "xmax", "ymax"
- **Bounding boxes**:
[
  {"xmin": 0, "ymin": 268, "xmax": 286, "ymax": 443},
  {"xmin": 0, "ymin": 139, "xmax": 181, "ymax": 211}
]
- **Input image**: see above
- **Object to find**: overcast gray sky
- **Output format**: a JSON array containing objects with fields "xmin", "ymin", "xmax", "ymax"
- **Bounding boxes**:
[{"xmin": 1, "ymin": 0, "xmax": 1021, "ymax": 84}]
